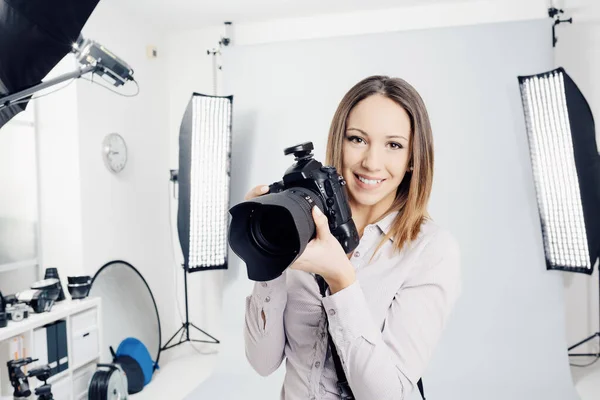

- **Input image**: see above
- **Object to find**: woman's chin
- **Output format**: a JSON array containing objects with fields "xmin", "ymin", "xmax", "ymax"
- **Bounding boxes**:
[
  {"xmin": 348, "ymin": 185, "xmax": 397, "ymax": 210},
  {"xmin": 349, "ymin": 192, "xmax": 384, "ymax": 208}
]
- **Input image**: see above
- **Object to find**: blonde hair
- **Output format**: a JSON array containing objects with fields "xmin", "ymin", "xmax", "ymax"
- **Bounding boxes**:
[{"xmin": 325, "ymin": 75, "xmax": 434, "ymax": 255}]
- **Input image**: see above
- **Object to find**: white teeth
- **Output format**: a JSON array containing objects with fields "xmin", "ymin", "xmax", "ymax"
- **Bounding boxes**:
[{"xmin": 357, "ymin": 175, "xmax": 382, "ymax": 185}]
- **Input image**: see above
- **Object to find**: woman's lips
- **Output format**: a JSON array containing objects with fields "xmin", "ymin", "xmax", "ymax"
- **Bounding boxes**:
[{"xmin": 354, "ymin": 173, "xmax": 385, "ymax": 190}]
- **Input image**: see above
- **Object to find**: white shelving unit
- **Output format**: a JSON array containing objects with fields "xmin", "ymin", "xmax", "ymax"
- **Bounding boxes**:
[{"xmin": 0, "ymin": 297, "xmax": 102, "ymax": 400}]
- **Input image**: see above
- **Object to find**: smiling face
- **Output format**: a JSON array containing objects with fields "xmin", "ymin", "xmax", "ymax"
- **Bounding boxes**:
[
  {"xmin": 326, "ymin": 75, "xmax": 434, "ymax": 250},
  {"xmin": 342, "ymin": 94, "xmax": 412, "ymax": 213}
]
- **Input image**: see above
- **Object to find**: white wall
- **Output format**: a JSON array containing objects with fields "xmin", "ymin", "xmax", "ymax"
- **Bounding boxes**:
[
  {"xmin": 74, "ymin": 0, "xmax": 175, "ymax": 341},
  {"xmin": 33, "ymin": 0, "xmax": 176, "ymax": 352},
  {"xmin": 0, "ymin": 103, "xmax": 41, "ymax": 294},
  {"xmin": 229, "ymin": 0, "xmax": 548, "ymax": 45},
  {"xmin": 36, "ymin": 56, "xmax": 85, "ymax": 288},
  {"xmin": 555, "ymin": 0, "xmax": 600, "ymax": 356},
  {"xmin": 166, "ymin": 0, "xmax": 549, "ymax": 98}
]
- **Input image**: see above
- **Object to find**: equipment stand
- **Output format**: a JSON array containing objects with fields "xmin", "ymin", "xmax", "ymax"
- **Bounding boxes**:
[
  {"xmin": 161, "ymin": 265, "xmax": 220, "ymax": 351},
  {"xmin": 569, "ymin": 265, "xmax": 600, "ymax": 358}
]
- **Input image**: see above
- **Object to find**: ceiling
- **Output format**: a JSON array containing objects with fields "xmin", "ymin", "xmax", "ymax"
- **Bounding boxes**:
[{"xmin": 109, "ymin": 0, "xmax": 483, "ymax": 32}]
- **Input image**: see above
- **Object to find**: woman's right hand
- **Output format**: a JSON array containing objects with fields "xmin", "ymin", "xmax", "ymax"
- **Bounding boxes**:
[{"xmin": 244, "ymin": 184, "xmax": 270, "ymax": 201}]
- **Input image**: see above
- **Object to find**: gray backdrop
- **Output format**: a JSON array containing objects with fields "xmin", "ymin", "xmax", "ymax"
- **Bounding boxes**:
[{"xmin": 188, "ymin": 19, "xmax": 579, "ymax": 400}]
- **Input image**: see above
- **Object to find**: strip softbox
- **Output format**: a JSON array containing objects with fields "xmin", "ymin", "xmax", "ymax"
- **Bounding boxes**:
[
  {"xmin": 177, "ymin": 93, "xmax": 233, "ymax": 273},
  {"xmin": 518, "ymin": 67, "xmax": 600, "ymax": 274}
]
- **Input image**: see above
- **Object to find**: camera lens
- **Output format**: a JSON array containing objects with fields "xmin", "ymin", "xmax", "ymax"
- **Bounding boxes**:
[
  {"xmin": 228, "ymin": 186, "xmax": 324, "ymax": 281},
  {"xmin": 250, "ymin": 207, "xmax": 297, "ymax": 256}
]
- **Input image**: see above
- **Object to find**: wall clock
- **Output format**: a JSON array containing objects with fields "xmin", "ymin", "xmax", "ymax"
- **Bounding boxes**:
[{"xmin": 102, "ymin": 133, "xmax": 128, "ymax": 174}]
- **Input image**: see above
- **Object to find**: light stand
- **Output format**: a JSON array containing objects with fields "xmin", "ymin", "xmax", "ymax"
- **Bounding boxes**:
[
  {"xmin": 569, "ymin": 258, "xmax": 600, "ymax": 358},
  {"xmin": 161, "ymin": 170, "xmax": 220, "ymax": 352},
  {"xmin": 162, "ymin": 263, "xmax": 220, "ymax": 351},
  {"xmin": 161, "ymin": 93, "xmax": 232, "ymax": 352}
]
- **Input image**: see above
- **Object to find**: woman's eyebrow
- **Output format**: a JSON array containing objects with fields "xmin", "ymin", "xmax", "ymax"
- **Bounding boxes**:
[{"xmin": 347, "ymin": 127, "xmax": 408, "ymax": 142}]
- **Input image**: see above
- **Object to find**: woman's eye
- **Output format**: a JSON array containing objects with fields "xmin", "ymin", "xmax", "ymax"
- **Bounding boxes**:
[
  {"xmin": 389, "ymin": 142, "xmax": 403, "ymax": 150},
  {"xmin": 348, "ymin": 136, "xmax": 365, "ymax": 144}
]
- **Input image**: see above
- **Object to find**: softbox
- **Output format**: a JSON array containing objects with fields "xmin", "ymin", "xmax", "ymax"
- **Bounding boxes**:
[
  {"xmin": 0, "ymin": 0, "xmax": 99, "ymax": 128},
  {"xmin": 177, "ymin": 93, "xmax": 233, "ymax": 273},
  {"xmin": 518, "ymin": 67, "xmax": 600, "ymax": 274}
]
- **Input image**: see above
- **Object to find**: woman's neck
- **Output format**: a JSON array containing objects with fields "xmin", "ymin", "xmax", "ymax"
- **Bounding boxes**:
[{"xmin": 350, "ymin": 196, "xmax": 395, "ymax": 237}]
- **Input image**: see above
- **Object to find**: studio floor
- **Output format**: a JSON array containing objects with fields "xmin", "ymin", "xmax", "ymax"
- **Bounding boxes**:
[
  {"xmin": 130, "ymin": 343, "xmax": 218, "ymax": 399},
  {"xmin": 126, "ymin": 341, "xmax": 600, "ymax": 399},
  {"xmin": 135, "ymin": 352, "xmax": 599, "ymax": 400},
  {"xmin": 572, "ymin": 358, "xmax": 600, "ymax": 399}
]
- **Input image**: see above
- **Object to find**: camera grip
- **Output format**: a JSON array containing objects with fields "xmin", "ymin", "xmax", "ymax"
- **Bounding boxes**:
[{"xmin": 331, "ymin": 220, "xmax": 360, "ymax": 254}]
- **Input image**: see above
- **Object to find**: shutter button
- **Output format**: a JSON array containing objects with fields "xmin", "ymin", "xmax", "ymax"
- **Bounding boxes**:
[{"xmin": 354, "ymin": 251, "xmax": 360, "ymax": 258}]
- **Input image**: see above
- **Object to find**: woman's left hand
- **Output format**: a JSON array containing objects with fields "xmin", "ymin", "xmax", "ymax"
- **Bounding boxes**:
[{"xmin": 290, "ymin": 206, "xmax": 356, "ymax": 294}]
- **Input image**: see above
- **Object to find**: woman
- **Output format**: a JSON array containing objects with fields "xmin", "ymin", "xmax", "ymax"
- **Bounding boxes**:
[{"xmin": 243, "ymin": 75, "xmax": 461, "ymax": 399}]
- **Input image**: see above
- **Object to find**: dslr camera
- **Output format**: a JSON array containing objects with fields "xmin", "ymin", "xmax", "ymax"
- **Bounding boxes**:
[{"xmin": 228, "ymin": 142, "xmax": 360, "ymax": 281}]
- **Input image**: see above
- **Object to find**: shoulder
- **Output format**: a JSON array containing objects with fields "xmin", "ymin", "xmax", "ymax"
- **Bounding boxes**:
[
  {"xmin": 417, "ymin": 220, "xmax": 460, "ymax": 260},
  {"xmin": 406, "ymin": 219, "xmax": 461, "ymax": 283}
]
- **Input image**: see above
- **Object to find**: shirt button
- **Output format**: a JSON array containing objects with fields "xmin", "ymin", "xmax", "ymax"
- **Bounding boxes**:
[
  {"xmin": 328, "ymin": 309, "xmax": 336, "ymax": 316},
  {"xmin": 261, "ymin": 282, "xmax": 268, "ymax": 287},
  {"xmin": 354, "ymin": 251, "xmax": 360, "ymax": 258},
  {"xmin": 265, "ymin": 296, "xmax": 271, "ymax": 302},
  {"xmin": 314, "ymin": 361, "xmax": 321, "ymax": 368}
]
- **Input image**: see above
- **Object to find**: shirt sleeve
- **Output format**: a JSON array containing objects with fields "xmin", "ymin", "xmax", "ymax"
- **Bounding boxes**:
[
  {"xmin": 321, "ymin": 230, "xmax": 461, "ymax": 400},
  {"xmin": 244, "ymin": 271, "xmax": 288, "ymax": 377}
]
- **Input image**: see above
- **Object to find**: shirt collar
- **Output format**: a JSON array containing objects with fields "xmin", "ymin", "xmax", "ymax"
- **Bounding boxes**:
[{"xmin": 374, "ymin": 210, "xmax": 399, "ymax": 241}]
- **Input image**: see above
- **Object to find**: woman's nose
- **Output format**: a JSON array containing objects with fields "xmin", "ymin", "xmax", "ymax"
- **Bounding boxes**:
[{"xmin": 361, "ymin": 148, "xmax": 383, "ymax": 171}]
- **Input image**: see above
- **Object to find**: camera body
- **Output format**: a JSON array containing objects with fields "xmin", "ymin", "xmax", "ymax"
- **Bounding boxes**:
[{"xmin": 268, "ymin": 142, "xmax": 359, "ymax": 253}]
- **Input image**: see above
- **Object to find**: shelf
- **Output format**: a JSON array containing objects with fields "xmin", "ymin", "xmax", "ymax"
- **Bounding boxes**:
[
  {"xmin": 47, "ymin": 368, "xmax": 70, "ymax": 384},
  {"xmin": 72, "ymin": 355, "xmax": 100, "ymax": 372},
  {"xmin": 0, "ymin": 298, "xmax": 100, "ymax": 342},
  {"xmin": 0, "ymin": 297, "xmax": 102, "ymax": 400}
]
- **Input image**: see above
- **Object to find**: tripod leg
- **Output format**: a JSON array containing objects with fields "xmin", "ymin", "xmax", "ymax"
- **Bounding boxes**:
[
  {"xmin": 189, "ymin": 322, "xmax": 220, "ymax": 344},
  {"xmin": 568, "ymin": 332, "xmax": 599, "ymax": 351},
  {"xmin": 568, "ymin": 261, "xmax": 600, "ymax": 357},
  {"xmin": 179, "ymin": 325, "xmax": 187, "ymax": 343},
  {"xmin": 162, "ymin": 267, "xmax": 221, "ymax": 351},
  {"xmin": 162, "ymin": 324, "xmax": 186, "ymax": 350}
]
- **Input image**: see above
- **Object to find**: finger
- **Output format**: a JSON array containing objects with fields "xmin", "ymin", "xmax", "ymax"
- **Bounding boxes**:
[
  {"xmin": 312, "ymin": 206, "xmax": 330, "ymax": 238},
  {"xmin": 244, "ymin": 185, "xmax": 269, "ymax": 200}
]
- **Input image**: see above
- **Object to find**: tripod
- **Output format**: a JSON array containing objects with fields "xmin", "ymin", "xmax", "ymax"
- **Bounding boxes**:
[
  {"xmin": 28, "ymin": 365, "xmax": 53, "ymax": 400},
  {"xmin": 161, "ymin": 264, "xmax": 220, "ymax": 351},
  {"xmin": 569, "ymin": 262, "xmax": 600, "ymax": 358}
]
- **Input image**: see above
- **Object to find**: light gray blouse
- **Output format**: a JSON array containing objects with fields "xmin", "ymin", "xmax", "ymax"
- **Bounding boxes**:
[{"xmin": 244, "ymin": 211, "xmax": 461, "ymax": 400}]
